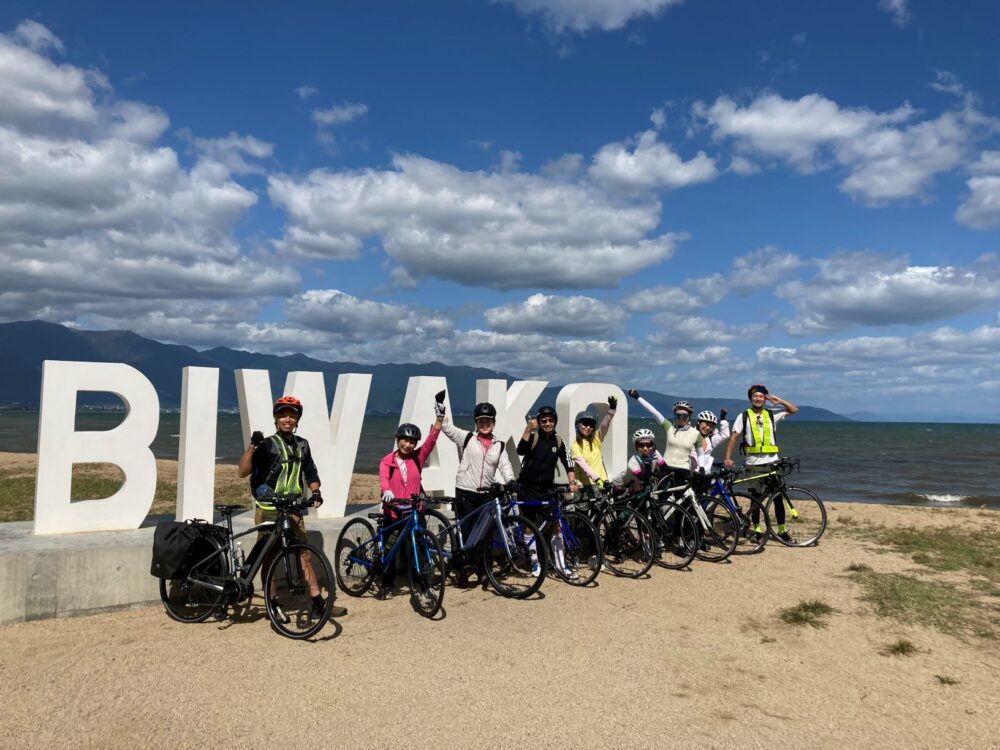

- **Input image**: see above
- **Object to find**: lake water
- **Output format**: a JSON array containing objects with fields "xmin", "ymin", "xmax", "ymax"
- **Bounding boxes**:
[{"xmin": 1, "ymin": 411, "xmax": 998, "ymax": 510}]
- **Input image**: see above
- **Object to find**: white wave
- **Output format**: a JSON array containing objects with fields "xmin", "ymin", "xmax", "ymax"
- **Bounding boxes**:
[{"xmin": 918, "ymin": 493, "xmax": 966, "ymax": 503}]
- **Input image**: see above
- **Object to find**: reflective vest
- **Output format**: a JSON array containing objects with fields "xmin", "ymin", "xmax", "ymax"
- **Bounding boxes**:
[
  {"xmin": 744, "ymin": 409, "xmax": 779, "ymax": 454},
  {"xmin": 257, "ymin": 435, "xmax": 304, "ymax": 510}
]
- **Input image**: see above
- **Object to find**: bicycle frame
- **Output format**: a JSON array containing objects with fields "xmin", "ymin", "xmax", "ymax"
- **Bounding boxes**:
[
  {"xmin": 435, "ymin": 496, "xmax": 515, "ymax": 561},
  {"xmin": 651, "ymin": 478, "xmax": 713, "ymax": 530}
]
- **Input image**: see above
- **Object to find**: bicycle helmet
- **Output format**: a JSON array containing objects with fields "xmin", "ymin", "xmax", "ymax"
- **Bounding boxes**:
[
  {"xmin": 747, "ymin": 383, "xmax": 769, "ymax": 399},
  {"xmin": 473, "ymin": 402, "xmax": 497, "ymax": 420},
  {"xmin": 696, "ymin": 410, "xmax": 717, "ymax": 425},
  {"xmin": 673, "ymin": 400, "xmax": 693, "ymax": 414},
  {"xmin": 273, "ymin": 395, "xmax": 303, "ymax": 418},
  {"xmin": 633, "ymin": 427, "xmax": 656, "ymax": 446},
  {"xmin": 395, "ymin": 423, "xmax": 421, "ymax": 442},
  {"xmin": 536, "ymin": 405, "xmax": 557, "ymax": 423},
  {"xmin": 575, "ymin": 410, "xmax": 598, "ymax": 428}
]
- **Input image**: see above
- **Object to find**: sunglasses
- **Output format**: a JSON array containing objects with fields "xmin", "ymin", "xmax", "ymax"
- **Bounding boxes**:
[
  {"xmin": 539, "ymin": 417, "xmax": 556, "ymax": 424},
  {"xmin": 673, "ymin": 412, "xmax": 691, "ymax": 420},
  {"xmin": 637, "ymin": 442, "xmax": 656, "ymax": 450}
]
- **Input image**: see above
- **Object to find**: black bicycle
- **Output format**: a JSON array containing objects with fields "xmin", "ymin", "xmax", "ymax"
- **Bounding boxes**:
[
  {"xmin": 576, "ymin": 484, "xmax": 657, "ymax": 578},
  {"xmin": 158, "ymin": 494, "xmax": 336, "ymax": 640},
  {"xmin": 729, "ymin": 458, "xmax": 827, "ymax": 547}
]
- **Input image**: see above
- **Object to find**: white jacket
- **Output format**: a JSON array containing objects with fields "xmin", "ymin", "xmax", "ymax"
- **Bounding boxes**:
[
  {"xmin": 441, "ymin": 421, "xmax": 515, "ymax": 492},
  {"xmin": 688, "ymin": 420, "xmax": 731, "ymax": 474}
]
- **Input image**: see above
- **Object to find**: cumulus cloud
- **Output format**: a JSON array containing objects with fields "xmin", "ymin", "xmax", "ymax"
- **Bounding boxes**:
[
  {"xmin": 695, "ymin": 91, "xmax": 993, "ymax": 203},
  {"xmin": 179, "ymin": 129, "xmax": 274, "ymax": 175},
  {"xmin": 268, "ymin": 153, "xmax": 684, "ymax": 288},
  {"xmin": 649, "ymin": 313, "xmax": 767, "ymax": 346},
  {"xmin": 778, "ymin": 252, "xmax": 1000, "ymax": 333},
  {"xmin": 589, "ymin": 129, "xmax": 718, "ymax": 190},
  {"xmin": 879, "ymin": 0, "xmax": 910, "ymax": 26},
  {"xmin": 311, "ymin": 101, "xmax": 368, "ymax": 151},
  {"xmin": 295, "ymin": 84, "xmax": 317, "ymax": 100},
  {"xmin": 956, "ymin": 151, "xmax": 1000, "ymax": 229},
  {"xmin": 494, "ymin": 0, "xmax": 684, "ymax": 33},
  {"xmin": 285, "ymin": 289, "xmax": 453, "ymax": 340},
  {"xmin": 0, "ymin": 21, "xmax": 296, "ymax": 324},
  {"xmin": 484, "ymin": 293, "xmax": 627, "ymax": 336}
]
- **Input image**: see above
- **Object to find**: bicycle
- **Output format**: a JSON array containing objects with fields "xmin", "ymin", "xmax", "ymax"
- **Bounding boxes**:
[
  {"xmin": 701, "ymin": 466, "xmax": 769, "ymax": 555},
  {"xmin": 159, "ymin": 494, "xmax": 337, "ymax": 640},
  {"xmin": 576, "ymin": 484, "xmax": 656, "ymax": 578},
  {"xmin": 728, "ymin": 457, "xmax": 826, "ymax": 547},
  {"xmin": 650, "ymin": 472, "xmax": 739, "ymax": 562},
  {"xmin": 501, "ymin": 483, "xmax": 603, "ymax": 587},
  {"xmin": 420, "ymin": 485, "xmax": 548, "ymax": 598},
  {"xmin": 620, "ymin": 482, "xmax": 701, "ymax": 570},
  {"xmin": 334, "ymin": 496, "xmax": 446, "ymax": 618}
]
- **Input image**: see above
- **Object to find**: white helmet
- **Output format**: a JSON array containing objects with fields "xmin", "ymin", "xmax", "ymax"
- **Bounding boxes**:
[
  {"xmin": 697, "ymin": 410, "xmax": 717, "ymax": 425},
  {"xmin": 673, "ymin": 400, "xmax": 694, "ymax": 414},
  {"xmin": 633, "ymin": 428, "xmax": 656, "ymax": 446}
]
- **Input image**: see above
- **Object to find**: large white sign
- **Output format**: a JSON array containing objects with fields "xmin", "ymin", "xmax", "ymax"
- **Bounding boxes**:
[{"xmin": 31, "ymin": 360, "xmax": 628, "ymax": 534}]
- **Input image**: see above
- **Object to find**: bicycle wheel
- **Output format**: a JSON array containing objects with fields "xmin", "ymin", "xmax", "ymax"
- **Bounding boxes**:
[
  {"xmin": 650, "ymin": 500, "xmax": 700, "ymax": 570},
  {"xmin": 335, "ymin": 518, "xmax": 378, "ymax": 596},
  {"xmin": 422, "ymin": 508, "xmax": 455, "ymax": 573},
  {"xmin": 765, "ymin": 487, "xmax": 827, "ymax": 547},
  {"xmin": 694, "ymin": 496, "xmax": 738, "ymax": 563},
  {"xmin": 730, "ymin": 493, "xmax": 769, "ymax": 555},
  {"xmin": 159, "ymin": 541, "xmax": 227, "ymax": 623},
  {"xmin": 482, "ymin": 514, "xmax": 547, "ymax": 599},
  {"xmin": 264, "ymin": 542, "xmax": 335, "ymax": 639},
  {"xmin": 596, "ymin": 505, "xmax": 655, "ymax": 578},
  {"xmin": 548, "ymin": 511, "xmax": 602, "ymax": 586},
  {"xmin": 407, "ymin": 529, "xmax": 446, "ymax": 618}
]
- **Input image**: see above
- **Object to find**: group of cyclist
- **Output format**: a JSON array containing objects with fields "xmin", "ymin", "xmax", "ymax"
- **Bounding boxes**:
[{"xmin": 239, "ymin": 381, "xmax": 797, "ymax": 615}]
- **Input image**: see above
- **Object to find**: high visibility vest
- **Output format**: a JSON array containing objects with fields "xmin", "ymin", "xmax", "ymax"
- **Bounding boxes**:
[
  {"xmin": 257, "ymin": 435, "xmax": 304, "ymax": 510},
  {"xmin": 744, "ymin": 409, "xmax": 779, "ymax": 454}
]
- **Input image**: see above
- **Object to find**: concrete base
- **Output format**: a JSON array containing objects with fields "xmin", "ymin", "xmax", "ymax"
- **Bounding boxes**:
[{"xmin": 0, "ymin": 505, "xmax": 378, "ymax": 625}]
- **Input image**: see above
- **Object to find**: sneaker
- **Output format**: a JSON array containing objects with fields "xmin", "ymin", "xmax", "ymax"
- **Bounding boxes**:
[
  {"xmin": 530, "ymin": 561, "xmax": 541, "ymax": 577},
  {"xmin": 777, "ymin": 531, "xmax": 794, "ymax": 543},
  {"xmin": 747, "ymin": 532, "xmax": 763, "ymax": 545},
  {"xmin": 562, "ymin": 567, "xmax": 581, "ymax": 583},
  {"xmin": 376, "ymin": 586, "xmax": 395, "ymax": 601},
  {"xmin": 269, "ymin": 598, "xmax": 289, "ymax": 624},
  {"xmin": 310, "ymin": 595, "xmax": 326, "ymax": 620}
]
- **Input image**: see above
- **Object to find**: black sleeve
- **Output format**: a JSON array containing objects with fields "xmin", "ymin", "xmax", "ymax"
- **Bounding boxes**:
[
  {"xmin": 516, "ymin": 437, "xmax": 532, "ymax": 457},
  {"xmin": 250, "ymin": 438, "xmax": 274, "ymax": 474},
  {"xmin": 301, "ymin": 441, "xmax": 320, "ymax": 487},
  {"xmin": 557, "ymin": 440, "xmax": 570, "ymax": 474}
]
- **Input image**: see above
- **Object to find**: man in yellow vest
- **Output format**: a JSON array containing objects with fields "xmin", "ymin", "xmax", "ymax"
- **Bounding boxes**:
[{"xmin": 724, "ymin": 384, "xmax": 798, "ymax": 542}]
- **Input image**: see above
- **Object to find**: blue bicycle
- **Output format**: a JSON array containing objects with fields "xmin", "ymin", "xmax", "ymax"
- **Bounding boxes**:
[
  {"xmin": 333, "ymin": 496, "xmax": 446, "ymax": 618},
  {"xmin": 697, "ymin": 467, "xmax": 768, "ymax": 554}
]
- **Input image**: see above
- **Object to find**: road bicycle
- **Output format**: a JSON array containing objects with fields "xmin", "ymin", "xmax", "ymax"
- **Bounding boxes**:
[
  {"xmin": 619, "ymin": 483, "xmax": 701, "ymax": 570},
  {"xmin": 699, "ymin": 467, "xmax": 768, "ymax": 555},
  {"xmin": 650, "ymin": 472, "xmax": 739, "ymax": 562},
  {"xmin": 575, "ymin": 484, "xmax": 657, "ymax": 578},
  {"xmin": 159, "ymin": 494, "xmax": 336, "ymax": 640},
  {"xmin": 728, "ymin": 457, "xmax": 827, "ymax": 547},
  {"xmin": 420, "ymin": 486, "xmax": 548, "ymax": 598},
  {"xmin": 334, "ymin": 496, "xmax": 446, "ymax": 618}
]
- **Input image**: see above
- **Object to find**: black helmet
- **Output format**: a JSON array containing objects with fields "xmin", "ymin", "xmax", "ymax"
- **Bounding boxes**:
[
  {"xmin": 575, "ymin": 410, "xmax": 598, "ymax": 427},
  {"xmin": 473, "ymin": 402, "xmax": 497, "ymax": 420},
  {"xmin": 536, "ymin": 405, "xmax": 557, "ymax": 423},
  {"xmin": 395, "ymin": 423, "xmax": 421, "ymax": 442}
]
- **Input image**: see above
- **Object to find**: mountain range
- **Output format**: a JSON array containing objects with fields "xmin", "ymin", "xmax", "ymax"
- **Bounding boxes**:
[{"xmin": 0, "ymin": 320, "xmax": 851, "ymax": 421}]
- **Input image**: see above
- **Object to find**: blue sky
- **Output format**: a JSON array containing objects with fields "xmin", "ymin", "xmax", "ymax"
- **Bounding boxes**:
[{"xmin": 1, "ymin": 1, "xmax": 999, "ymax": 419}]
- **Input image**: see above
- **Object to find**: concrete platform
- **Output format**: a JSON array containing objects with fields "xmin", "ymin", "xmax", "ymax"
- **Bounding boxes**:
[{"xmin": 0, "ymin": 505, "xmax": 379, "ymax": 625}]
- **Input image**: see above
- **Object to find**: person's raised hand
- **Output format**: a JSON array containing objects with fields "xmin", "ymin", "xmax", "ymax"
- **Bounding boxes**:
[
  {"xmin": 627, "ymin": 389, "xmax": 640, "ymax": 400},
  {"xmin": 608, "ymin": 395, "xmax": 618, "ymax": 409},
  {"xmin": 250, "ymin": 430, "xmax": 264, "ymax": 447}
]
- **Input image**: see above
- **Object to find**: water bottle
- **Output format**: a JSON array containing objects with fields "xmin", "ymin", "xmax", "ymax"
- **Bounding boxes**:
[{"xmin": 235, "ymin": 540, "xmax": 246, "ymax": 572}]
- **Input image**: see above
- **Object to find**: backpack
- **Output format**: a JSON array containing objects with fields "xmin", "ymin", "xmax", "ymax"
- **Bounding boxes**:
[{"xmin": 150, "ymin": 519, "xmax": 228, "ymax": 579}]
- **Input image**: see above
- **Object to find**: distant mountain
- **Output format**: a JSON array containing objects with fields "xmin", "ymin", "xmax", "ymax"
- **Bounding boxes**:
[
  {"xmin": 846, "ymin": 411, "xmax": 887, "ymax": 422},
  {"xmin": 0, "ymin": 320, "xmax": 851, "ymax": 420}
]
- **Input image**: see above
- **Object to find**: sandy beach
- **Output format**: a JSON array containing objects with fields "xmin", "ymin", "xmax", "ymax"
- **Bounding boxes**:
[{"xmin": 0, "ymin": 450, "xmax": 997, "ymax": 748}]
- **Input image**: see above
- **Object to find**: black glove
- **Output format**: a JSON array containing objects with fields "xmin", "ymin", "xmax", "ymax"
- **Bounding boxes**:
[
  {"xmin": 310, "ymin": 490, "xmax": 323, "ymax": 506},
  {"xmin": 608, "ymin": 395, "xmax": 618, "ymax": 409},
  {"xmin": 628, "ymin": 389, "xmax": 640, "ymax": 400},
  {"xmin": 250, "ymin": 430, "xmax": 264, "ymax": 447},
  {"xmin": 719, "ymin": 409, "xmax": 728, "ymax": 421},
  {"xmin": 435, "ymin": 390, "xmax": 446, "ymax": 404}
]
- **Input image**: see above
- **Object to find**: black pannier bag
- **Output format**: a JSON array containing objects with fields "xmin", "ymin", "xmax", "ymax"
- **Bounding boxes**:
[{"xmin": 150, "ymin": 519, "xmax": 227, "ymax": 579}]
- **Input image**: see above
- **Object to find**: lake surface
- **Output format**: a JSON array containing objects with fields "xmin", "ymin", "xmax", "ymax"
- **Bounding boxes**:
[{"xmin": 1, "ymin": 411, "xmax": 997, "ymax": 510}]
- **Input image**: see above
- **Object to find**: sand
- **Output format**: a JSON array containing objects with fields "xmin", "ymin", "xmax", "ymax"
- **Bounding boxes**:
[{"xmin": 0, "ymin": 453, "xmax": 998, "ymax": 747}]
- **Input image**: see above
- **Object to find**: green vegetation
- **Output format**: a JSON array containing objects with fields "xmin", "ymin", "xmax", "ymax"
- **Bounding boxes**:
[
  {"xmin": 881, "ymin": 638, "xmax": 918, "ymax": 656},
  {"xmin": 779, "ymin": 599, "xmax": 835, "ymax": 628},
  {"xmin": 934, "ymin": 674, "xmax": 959, "ymax": 685},
  {"xmin": 845, "ymin": 562, "xmax": 873, "ymax": 573},
  {"xmin": 847, "ymin": 567, "xmax": 970, "ymax": 635}
]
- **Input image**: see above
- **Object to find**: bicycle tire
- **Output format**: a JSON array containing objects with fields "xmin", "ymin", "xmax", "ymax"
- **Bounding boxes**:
[
  {"xmin": 730, "ymin": 493, "xmax": 769, "ymax": 555},
  {"xmin": 264, "ymin": 542, "xmax": 335, "ymax": 639},
  {"xmin": 650, "ymin": 499, "xmax": 700, "ymax": 570},
  {"xmin": 694, "ymin": 496, "xmax": 738, "ymax": 563},
  {"xmin": 596, "ymin": 504, "xmax": 655, "ymax": 578},
  {"xmin": 422, "ymin": 508, "xmax": 455, "ymax": 573},
  {"xmin": 407, "ymin": 528, "xmax": 446, "ymax": 618},
  {"xmin": 765, "ymin": 486, "xmax": 827, "ymax": 547},
  {"xmin": 482, "ymin": 514, "xmax": 547, "ymax": 599},
  {"xmin": 547, "ymin": 510, "xmax": 602, "ymax": 586},
  {"xmin": 159, "ymin": 538, "xmax": 227, "ymax": 623},
  {"xmin": 334, "ymin": 518, "xmax": 378, "ymax": 596}
]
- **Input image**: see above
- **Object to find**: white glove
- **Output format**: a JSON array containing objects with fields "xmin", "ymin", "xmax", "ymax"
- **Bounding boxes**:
[
  {"xmin": 381, "ymin": 490, "xmax": 394, "ymax": 503},
  {"xmin": 434, "ymin": 401, "xmax": 446, "ymax": 418}
]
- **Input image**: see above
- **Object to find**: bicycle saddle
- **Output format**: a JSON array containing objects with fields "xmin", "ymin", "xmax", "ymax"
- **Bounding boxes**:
[
  {"xmin": 367, "ymin": 513, "xmax": 383, "ymax": 520},
  {"xmin": 214, "ymin": 504, "xmax": 246, "ymax": 514}
]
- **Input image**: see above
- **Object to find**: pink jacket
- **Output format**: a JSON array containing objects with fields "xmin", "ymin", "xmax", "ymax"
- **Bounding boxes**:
[{"xmin": 379, "ymin": 425, "xmax": 441, "ymax": 512}]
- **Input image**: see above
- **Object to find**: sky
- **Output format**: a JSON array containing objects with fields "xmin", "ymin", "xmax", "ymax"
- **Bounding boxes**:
[{"xmin": 1, "ymin": 0, "xmax": 999, "ymax": 420}]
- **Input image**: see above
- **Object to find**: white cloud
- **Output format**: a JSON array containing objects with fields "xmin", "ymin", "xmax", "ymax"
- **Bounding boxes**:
[
  {"xmin": 589, "ymin": 129, "xmax": 718, "ymax": 190},
  {"xmin": 295, "ymin": 84, "xmax": 317, "ymax": 100},
  {"xmin": 649, "ymin": 313, "xmax": 767, "ymax": 346},
  {"xmin": 778, "ymin": 252, "xmax": 1000, "ymax": 333},
  {"xmin": 495, "ymin": 0, "xmax": 684, "ymax": 33},
  {"xmin": 267, "ymin": 153, "xmax": 684, "ymax": 288},
  {"xmin": 696, "ymin": 91, "xmax": 992, "ymax": 203},
  {"xmin": 728, "ymin": 155, "xmax": 759, "ymax": 175},
  {"xmin": 312, "ymin": 102, "xmax": 368, "ymax": 126},
  {"xmin": 879, "ymin": 0, "xmax": 910, "ymax": 26},
  {"xmin": 13, "ymin": 19, "xmax": 64, "ymax": 53},
  {"xmin": 484, "ymin": 293, "xmax": 627, "ymax": 336},
  {"xmin": 623, "ymin": 284, "xmax": 701, "ymax": 313},
  {"xmin": 285, "ymin": 289, "xmax": 453, "ymax": 340},
  {"xmin": 956, "ymin": 151, "xmax": 1000, "ymax": 230},
  {"xmin": 179, "ymin": 129, "xmax": 274, "ymax": 175}
]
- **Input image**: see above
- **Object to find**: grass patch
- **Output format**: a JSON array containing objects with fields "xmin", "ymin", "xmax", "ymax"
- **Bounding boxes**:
[
  {"xmin": 837, "ymin": 515, "xmax": 858, "ymax": 526},
  {"xmin": 934, "ymin": 674, "xmax": 959, "ymax": 685},
  {"xmin": 845, "ymin": 562, "xmax": 873, "ymax": 573},
  {"xmin": 779, "ymin": 599, "xmax": 835, "ymax": 628},
  {"xmin": 848, "ymin": 568, "xmax": 970, "ymax": 635},
  {"xmin": 881, "ymin": 638, "xmax": 918, "ymax": 656}
]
